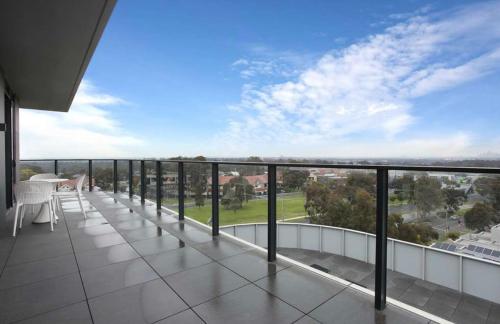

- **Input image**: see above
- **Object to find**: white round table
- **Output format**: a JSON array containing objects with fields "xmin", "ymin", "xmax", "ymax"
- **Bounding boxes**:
[{"xmin": 32, "ymin": 178, "xmax": 68, "ymax": 224}]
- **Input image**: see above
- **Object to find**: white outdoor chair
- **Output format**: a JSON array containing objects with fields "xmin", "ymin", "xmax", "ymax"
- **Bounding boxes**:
[
  {"xmin": 30, "ymin": 173, "xmax": 61, "ymax": 214},
  {"xmin": 13, "ymin": 181, "xmax": 55, "ymax": 236},
  {"xmin": 53, "ymin": 174, "xmax": 87, "ymax": 219}
]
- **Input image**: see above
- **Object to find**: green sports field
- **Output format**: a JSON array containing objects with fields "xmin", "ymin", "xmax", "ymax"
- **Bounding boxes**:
[{"xmin": 184, "ymin": 193, "xmax": 307, "ymax": 226}]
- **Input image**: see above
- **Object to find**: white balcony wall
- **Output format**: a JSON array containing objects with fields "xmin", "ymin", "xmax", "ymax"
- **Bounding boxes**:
[{"xmin": 220, "ymin": 222, "xmax": 500, "ymax": 304}]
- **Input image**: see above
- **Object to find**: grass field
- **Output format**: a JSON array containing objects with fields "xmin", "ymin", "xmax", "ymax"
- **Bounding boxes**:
[{"xmin": 184, "ymin": 193, "xmax": 307, "ymax": 226}]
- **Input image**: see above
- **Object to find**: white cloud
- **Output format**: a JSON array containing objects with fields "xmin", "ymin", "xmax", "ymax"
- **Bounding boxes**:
[
  {"xmin": 20, "ymin": 80, "xmax": 143, "ymax": 159},
  {"xmin": 214, "ymin": 1, "xmax": 500, "ymax": 158}
]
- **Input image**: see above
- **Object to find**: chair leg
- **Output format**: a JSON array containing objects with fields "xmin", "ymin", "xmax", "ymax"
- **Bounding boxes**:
[
  {"xmin": 19, "ymin": 205, "xmax": 25, "ymax": 229},
  {"xmin": 77, "ymin": 194, "xmax": 87, "ymax": 219},
  {"xmin": 12, "ymin": 204, "xmax": 21, "ymax": 237},
  {"xmin": 48, "ymin": 202, "xmax": 54, "ymax": 232}
]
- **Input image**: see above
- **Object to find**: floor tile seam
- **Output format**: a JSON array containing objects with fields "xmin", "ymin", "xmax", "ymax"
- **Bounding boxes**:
[
  {"xmin": 8, "ymin": 300, "xmax": 87, "ymax": 324},
  {"xmin": 0, "ymin": 235, "xmax": 18, "ymax": 278},
  {"xmin": 5, "ymin": 250, "xmax": 75, "ymax": 268},
  {"xmin": 151, "ymin": 307, "xmax": 207, "ymax": 324},
  {"xmin": 246, "ymin": 282, "xmax": 309, "ymax": 318},
  {"xmin": 301, "ymin": 285, "xmax": 350, "ymax": 318},
  {"xmin": 77, "ymin": 253, "xmax": 142, "ymax": 273},
  {"xmin": 61, "ymin": 204, "xmax": 96, "ymax": 324},
  {"xmin": 0, "ymin": 265, "xmax": 80, "ymax": 292}
]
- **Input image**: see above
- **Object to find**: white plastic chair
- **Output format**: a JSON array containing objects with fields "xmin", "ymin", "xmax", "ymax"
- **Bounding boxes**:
[
  {"xmin": 13, "ymin": 181, "xmax": 55, "ymax": 236},
  {"xmin": 53, "ymin": 174, "xmax": 87, "ymax": 219},
  {"xmin": 30, "ymin": 173, "xmax": 61, "ymax": 214}
]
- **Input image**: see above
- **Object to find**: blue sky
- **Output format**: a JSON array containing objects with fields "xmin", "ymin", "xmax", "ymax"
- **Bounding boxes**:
[{"xmin": 20, "ymin": 0, "xmax": 500, "ymax": 159}]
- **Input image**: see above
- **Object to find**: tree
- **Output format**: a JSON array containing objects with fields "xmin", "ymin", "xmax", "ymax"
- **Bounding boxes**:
[
  {"xmin": 20, "ymin": 165, "xmax": 44, "ymax": 181},
  {"xmin": 414, "ymin": 176, "xmax": 443, "ymax": 217},
  {"xmin": 464, "ymin": 202, "xmax": 495, "ymax": 231},
  {"xmin": 94, "ymin": 167, "xmax": 113, "ymax": 191},
  {"xmin": 475, "ymin": 176, "xmax": 500, "ymax": 211},
  {"xmin": 387, "ymin": 213, "xmax": 438, "ymax": 245},
  {"xmin": 443, "ymin": 187, "xmax": 466, "ymax": 213},
  {"xmin": 220, "ymin": 176, "xmax": 254, "ymax": 212},
  {"xmin": 282, "ymin": 169, "xmax": 309, "ymax": 192},
  {"xmin": 186, "ymin": 156, "xmax": 208, "ymax": 207},
  {"xmin": 391, "ymin": 175, "xmax": 416, "ymax": 202}
]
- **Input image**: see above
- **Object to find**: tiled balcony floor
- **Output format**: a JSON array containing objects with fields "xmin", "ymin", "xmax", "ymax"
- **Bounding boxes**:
[
  {"xmin": 1, "ymin": 192, "xmax": 436, "ymax": 324},
  {"xmin": 278, "ymin": 248, "xmax": 500, "ymax": 324}
]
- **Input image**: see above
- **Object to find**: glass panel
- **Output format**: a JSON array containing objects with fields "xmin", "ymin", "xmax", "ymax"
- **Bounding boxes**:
[
  {"xmin": 388, "ymin": 171, "xmax": 500, "ymax": 320},
  {"xmin": 18, "ymin": 160, "xmax": 55, "ymax": 181},
  {"xmin": 92, "ymin": 160, "xmax": 113, "ymax": 192},
  {"xmin": 131, "ymin": 160, "xmax": 141, "ymax": 198},
  {"xmin": 160, "ymin": 162, "xmax": 178, "ymax": 212},
  {"xmin": 57, "ymin": 160, "xmax": 89, "ymax": 190},
  {"xmin": 116, "ymin": 160, "xmax": 129, "ymax": 193},
  {"xmin": 144, "ymin": 161, "xmax": 156, "ymax": 201},
  {"xmin": 183, "ymin": 162, "xmax": 211, "ymax": 227}
]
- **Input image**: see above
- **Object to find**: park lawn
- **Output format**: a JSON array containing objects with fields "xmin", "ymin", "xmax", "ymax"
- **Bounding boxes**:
[{"xmin": 185, "ymin": 194, "xmax": 307, "ymax": 226}]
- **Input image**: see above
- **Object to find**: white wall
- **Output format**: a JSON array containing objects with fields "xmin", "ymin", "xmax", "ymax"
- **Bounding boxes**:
[{"xmin": 221, "ymin": 222, "xmax": 500, "ymax": 304}]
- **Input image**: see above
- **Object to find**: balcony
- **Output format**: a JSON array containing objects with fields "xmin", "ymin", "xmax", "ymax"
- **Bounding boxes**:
[
  {"xmin": 1, "ymin": 189, "xmax": 435, "ymax": 324},
  {"xmin": 2, "ymin": 159, "xmax": 500, "ymax": 323}
]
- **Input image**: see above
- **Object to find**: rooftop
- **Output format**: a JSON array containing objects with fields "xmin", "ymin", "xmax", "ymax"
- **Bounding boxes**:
[{"xmin": 0, "ymin": 191, "xmax": 434, "ymax": 324}]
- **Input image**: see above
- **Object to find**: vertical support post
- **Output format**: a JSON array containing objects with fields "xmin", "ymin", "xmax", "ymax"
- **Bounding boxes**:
[
  {"xmin": 156, "ymin": 161, "xmax": 162, "ymax": 211},
  {"xmin": 54, "ymin": 160, "xmax": 59, "ymax": 192},
  {"xmin": 128, "ymin": 160, "xmax": 133, "ymax": 198},
  {"xmin": 88, "ymin": 160, "xmax": 93, "ymax": 192},
  {"xmin": 113, "ymin": 160, "xmax": 118, "ymax": 194},
  {"xmin": 212, "ymin": 163, "xmax": 219, "ymax": 236},
  {"xmin": 375, "ymin": 167, "xmax": 388, "ymax": 310},
  {"xmin": 140, "ymin": 160, "xmax": 146, "ymax": 204},
  {"xmin": 178, "ymin": 162, "xmax": 184, "ymax": 220},
  {"xmin": 267, "ymin": 164, "xmax": 277, "ymax": 262}
]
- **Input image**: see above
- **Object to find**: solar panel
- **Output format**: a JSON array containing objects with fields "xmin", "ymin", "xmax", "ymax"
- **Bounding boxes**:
[
  {"xmin": 442, "ymin": 243, "xmax": 450, "ymax": 249},
  {"xmin": 483, "ymin": 248, "xmax": 492, "ymax": 256},
  {"xmin": 433, "ymin": 243, "xmax": 442, "ymax": 249},
  {"xmin": 467, "ymin": 245, "xmax": 475, "ymax": 251},
  {"xmin": 475, "ymin": 247, "xmax": 484, "ymax": 253},
  {"xmin": 492, "ymin": 251, "xmax": 500, "ymax": 257},
  {"xmin": 447, "ymin": 245, "xmax": 457, "ymax": 252}
]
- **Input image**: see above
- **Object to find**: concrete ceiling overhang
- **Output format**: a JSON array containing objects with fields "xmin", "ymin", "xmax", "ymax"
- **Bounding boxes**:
[{"xmin": 0, "ymin": 0, "xmax": 116, "ymax": 112}]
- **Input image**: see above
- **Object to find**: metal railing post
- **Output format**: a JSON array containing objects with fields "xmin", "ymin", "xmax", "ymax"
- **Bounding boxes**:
[
  {"xmin": 113, "ymin": 160, "xmax": 118, "ymax": 194},
  {"xmin": 211, "ymin": 163, "xmax": 219, "ymax": 236},
  {"xmin": 140, "ymin": 160, "xmax": 146, "ymax": 204},
  {"xmin": 178, "ymin": 162, "xmax": 185, "ymax": 220},
  {"xmin": 375, "ymin": 167, "xmax": 388, "ymax": 310},
  {"xmin": 54, "ymin": 160, "xmax": 58, "ymax": 191},
  {"xmin": 88, "ymin": 160, "xmax": 93, "ymax": 192},
  {"xmin": 156, "ymin": 161, "xmax": 162, "ymax": 211},
  {"xmin": 128, "ymin": 160, "xmax": 133, "ymax": 198},
  {"xmin": 267, "ymin": 164, "xmax": 277, "ymax": 262}
]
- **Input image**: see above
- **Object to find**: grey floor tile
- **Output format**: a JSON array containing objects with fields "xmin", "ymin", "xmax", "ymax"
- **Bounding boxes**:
[
  {"xmin": 398, "ymin": 281, "xmax": 435, "ymax": 308},
  {"xmin": 0, "ymin": 273, "xmax": 85, "ymax": 323},
  {"xmin": 114, "ymin": 219, "xmax": 156, "ymax": 232},
  {"xmin": 14, "ymin": 230, "xmax": 70, "ymax": 247},
  {"xmin": 7, "ymin": 239, "xmax": 73, "ymax": 266},
  {"xmin": 254, "ymin": 266, "xmax": 346, "ymax": 313},
  {"xmin": 89, "ymin": 278, "xmax": 188, "ymax": 324},
  {"xmin": 120, "ymin": 226, "xmax": 171, "ymax": 242},
  {"xmin": 166, "ymin": 222, "xmax": 201, "ymax": 233},
  {"xmin": 15, "ymin": 301, "xmax": 92, "ymax": 324},
  {"xmin": 488, "ymin": 303, "xmax": 500, "ymax": 324},
  {"xmin": 164, "ymin": 262, "xmax": 249, "ymax": 306},
  {"xmin": 194, "ymin": 284, "xmax": 303, "ymax": 324},
  {"xmin": 144, "ymin": 246, "xmax": 212, "ymax": 276},
  {"xmin": 81, "ymin": 258, "xmax": 158, "ymax": 298},
  {"xmin": 219, "ymin": 251, "xmax": 289, "ymax": 281},
  {"xmin": 172, "ymin": 228, "xmax": 214, "ymax": 245},
  {"xmin": 75, "ymin": 243, "xmax": 139, "ymax": 271},
  {"xmin": 156, "ymin": 310, "xmax": 203, "ymax": 324},
  {"xmin": 192, "ymin": 238, "xmax": 252, "ymax": 260},
  {"xmin": 0, "ymin": 254, "xmax": 78, "ymax": 289},
  {"xmin": 309, "ymin": 288, "xmax": 428, "ymax": 324},
  {"xmin": 451, "ymin": 294, "xmax": 491, "ymax": 324},
  {"xmin": 66, "ymin": 217, "xmax": 109, "ymax": 229},
  {"xmin": 72, "ymin": 232, "xmax": 126, "ymax": 252},
  {"xmin": 69, "ymin": 224, "xmax": 117, "ymax": 239},
  {"xmin": 131, "ymin": 235, "xmax": 186, "ymax": 256}
]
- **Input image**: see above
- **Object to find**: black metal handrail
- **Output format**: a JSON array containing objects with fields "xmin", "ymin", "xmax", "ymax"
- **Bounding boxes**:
[{"xmin": 18, "ymin": 158, "xmax": 500, "ymax": 311}]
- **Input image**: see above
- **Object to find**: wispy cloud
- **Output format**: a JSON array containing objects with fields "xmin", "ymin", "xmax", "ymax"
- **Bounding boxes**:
[
  {"xmin": 20, "ymin": 80, "xmax": 142, "ymax": 159},
  {"xmin": 214, "ymin": 1, "xmax": 500, "ymax": 158}
]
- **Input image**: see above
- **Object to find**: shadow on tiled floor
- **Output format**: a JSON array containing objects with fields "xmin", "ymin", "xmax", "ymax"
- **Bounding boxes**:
[{"xmin": 0, "ymin": 192, "xmax": 436, "ymax": 324}]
